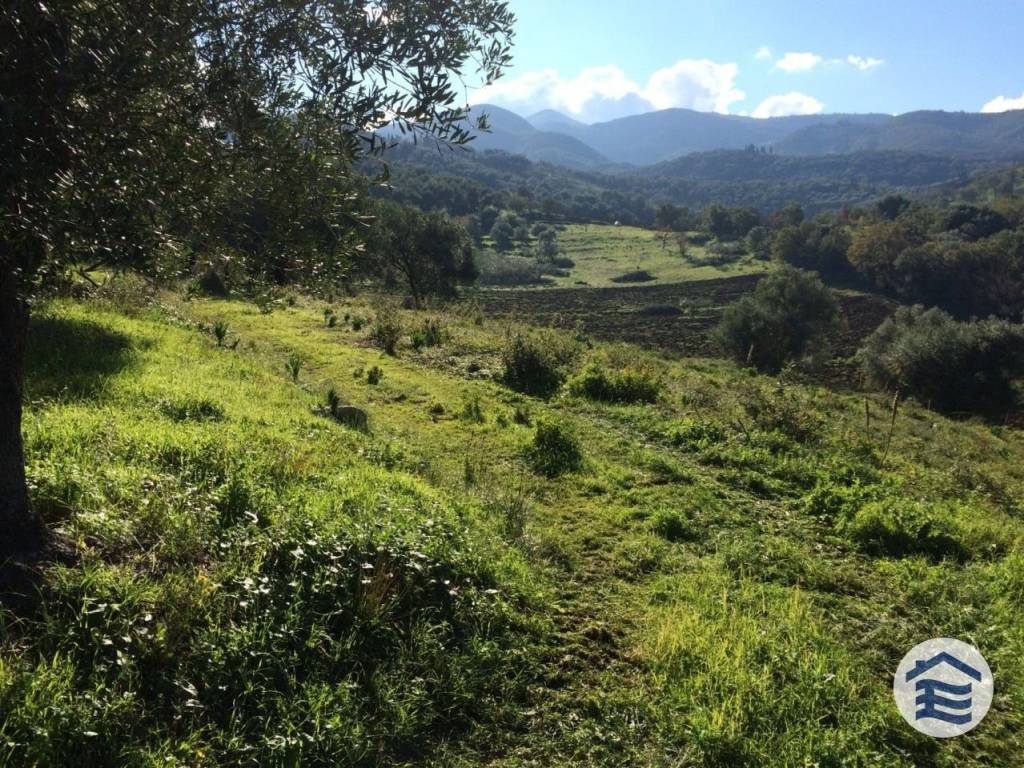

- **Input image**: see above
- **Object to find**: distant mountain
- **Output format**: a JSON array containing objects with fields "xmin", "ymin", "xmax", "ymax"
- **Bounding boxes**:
[
  {"xmin": 465, "ymin": 104, "xmax": 1024, "ymax": 169},
  {"xmin": 462, "ymin": 105, "xmax": 609, "ymax": 170},
  {"xmin": 649, "ymin": 148, "xmax": 969, "ymax": 187},
  {"xmin": 776, "ymin": 110, "xmax": 1024, "ymax": 159},
  {"xmin": 527, "ymin": 109, "xmax": 587, "ymax": 134}
]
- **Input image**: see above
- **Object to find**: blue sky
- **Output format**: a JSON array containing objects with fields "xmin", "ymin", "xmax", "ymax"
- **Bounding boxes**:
[{"xmin": 469, "ymin": 0, "xmax": 1024, "ymax": 122}]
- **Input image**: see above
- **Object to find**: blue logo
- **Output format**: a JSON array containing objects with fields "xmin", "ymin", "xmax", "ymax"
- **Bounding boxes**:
[{"xmin": 894, "ymin": 639, "xmax": 993, "ymax": 737}]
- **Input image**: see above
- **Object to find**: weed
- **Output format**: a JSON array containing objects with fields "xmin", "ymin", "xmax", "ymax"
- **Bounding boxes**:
[
  {"xmin": 285, "ymin": 351, "xmax": 302, "ymax": 383},
  {"xmin": 568, "ymin": 361, "xmax": 662, "ymax": 404},
  {"xmin": 461, "ymin": 395, "xmax": 485, "ymax": 423},
  {"xmin": 411, "ymin": 317, "xmax": 446, "ymax": 350},
  {"xmin": 212, "ymin": 319, "xmax": 229, "ymax": 346},
  {"xmin": 371, "ymin": 303, "xmax": 403, "ymax": 355},
  {"xmin": 526, "ymin": 419, "xmax": 583, "ymax": 477},
  {"xmin": 664, "ymin": 418, "xmax": 726, "ymax": 450}
]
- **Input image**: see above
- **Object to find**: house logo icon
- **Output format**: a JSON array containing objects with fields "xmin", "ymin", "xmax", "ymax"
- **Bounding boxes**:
[{"xmin": 894, "ymin": 638, "xmax": 993, "ymax": 737}]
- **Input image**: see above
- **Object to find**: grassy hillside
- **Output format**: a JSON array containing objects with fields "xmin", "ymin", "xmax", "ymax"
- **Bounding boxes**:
[{"xmin": 4, "ymin": 284, "xmax": 1024, "ymax": 766}]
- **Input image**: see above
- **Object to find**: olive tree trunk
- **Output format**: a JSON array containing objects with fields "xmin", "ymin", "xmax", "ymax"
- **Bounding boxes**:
[{"xmin": 0, "ymin": 263, "xmax": 40, "ymax": 561}]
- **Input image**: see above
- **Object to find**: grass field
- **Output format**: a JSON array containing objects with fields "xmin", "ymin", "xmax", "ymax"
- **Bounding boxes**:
[
  {"xmin": 3, "ymin": 284, "xmax": 1024, "ymax": 766},
  {"xmin": 481, "ymin": 224, "xmax": 769, "ymax": 290}
]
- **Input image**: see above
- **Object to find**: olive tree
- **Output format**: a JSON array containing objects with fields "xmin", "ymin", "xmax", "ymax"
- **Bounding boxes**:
[{"xmin": 0, "ymin": 0, "xmax": 515, "ymax": 558}]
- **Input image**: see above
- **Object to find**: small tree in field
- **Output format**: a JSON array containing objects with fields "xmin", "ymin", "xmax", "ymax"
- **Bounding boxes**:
[
  {"xmin": 0, "ymin": 0, "xmax": 515, "ymax": 560},
  {"xmin": 715, "ymin": 266, "xmax": 838, "ymax": 373},
  {"xmin": 368, "ymin": 203, "xmax": 476, "ymax": 308}
]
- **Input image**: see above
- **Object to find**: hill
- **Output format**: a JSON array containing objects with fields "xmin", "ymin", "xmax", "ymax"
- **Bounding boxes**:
[
  {"xmin": 776, "ymin": 109, "xmax": 1024, "ymax": 159},
  {"xmin": 463, "ymin": 104, "xmax": 610, "ymax": 170},
  {"xmin": 466, "ymin": 104, "xmax": 1024, "ymax": 169},
  {"xmin": 373, "ymin": 142, "xmax": 983, "ymax": 216},
  {"xmin": 4, "ymin": 284, "xmax": 1024, "ymax": 766}
]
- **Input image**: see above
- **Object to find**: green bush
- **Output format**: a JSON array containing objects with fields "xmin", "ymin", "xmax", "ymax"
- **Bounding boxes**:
[
  {"xmin": 501, "ymin": 329, "xmax": 577, "ymax": 398},
  {"xmin": 857, "ymin": 305, "xmax": 1024, "ymax": 413},
  {"xmin": 371, "ymin": 304, "xmax": 403, "ymax": 355},
  {"xmin": 568, "ymin": 362, "xmax": 662, "ymax": 404},
  {"xmin": 526, "ymin": 420, "xmax": 583, "ymax": 477},
  {"xmin": 714, "ymin": 266, "xmax": 838, "ymax": 373}
]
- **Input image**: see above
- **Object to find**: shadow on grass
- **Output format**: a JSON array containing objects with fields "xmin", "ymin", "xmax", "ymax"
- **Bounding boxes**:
[{"xmin": 25, "ymin": 315, "xmax": 135, "ymax": 401}]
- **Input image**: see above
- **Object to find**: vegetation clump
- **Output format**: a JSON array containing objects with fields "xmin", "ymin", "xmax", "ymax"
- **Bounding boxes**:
[
  {"xmin": 840, "ymin": 499, "xmax": 967, "ymax": 559},
  {"xmin": 371, "ymin": 304, "xmax": 404, "ymax": 356},
  {"xmin": 651, "ymin": 509, "xmax": 699, "ymax": 542},
  {"xmin": 410, "ymin": 317, "xmax": 446, "ymax": 350},
  {"xmin": 501, "ymin": 329, "xmax": 578, "ymax": 398},
  {"xmin": 568, "ymin": 361, "xmax": 662, "ymax": 404},
  {"xmin": 525, "ymin": 419, "xmax": 584, "ymax": 477},
  {"xmin": 714, "ymin": 266, "xmax": 838, "ymax": 373},
  {"xmin": 858, "ymin": 305, "xmax": 1024, "ymax": 413}
]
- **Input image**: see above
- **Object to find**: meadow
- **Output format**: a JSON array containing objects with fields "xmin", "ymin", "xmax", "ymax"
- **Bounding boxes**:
[
  {"xmin": 3, "ymin": 281, "xmax": 1023, "ymax": 766},
  {"xmin": 479, "ymin": 224, "xmax": 768, "ymax": 290}
]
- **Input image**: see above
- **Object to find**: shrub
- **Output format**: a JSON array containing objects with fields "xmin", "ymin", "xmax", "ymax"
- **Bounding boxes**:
[
  {"xmin": 350, "ymin": 316, "xmax": 365, "ymax": 331},
  {"xmin": 501, "ymin": 329, "xmax": 578, "ymax": 398},
  {"xmin": 371, "ymin": 304, "xmax": 403, "ymax": 355},
  {"xmin": 526, "ymin": 419, "xmax": 583, "ymax": 477},
  {"xmin": 568, "ymin": 362, "xmax": 662, "ymax": 404},
  {"xmin": 857, "ymin": 306, "xmax": 1024, "ymax": 413},
  {"xmin": 366, "ymin": 365, "xmax": 384, "ymax": 385},
  {"xmin": 714, "ymin": 266, "xmax": 838, "ymax": 373},
  {"xmin": 743, "ymin": 386, "xmax": 823, "ymax": 444}
]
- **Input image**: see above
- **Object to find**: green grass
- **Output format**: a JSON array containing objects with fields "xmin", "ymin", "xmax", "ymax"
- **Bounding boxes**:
[
  {"xmin": 542, "ymin": 224, "xmax": 767, "ymax": 289},
  {"xmin": 4, "ymin": 286, "xmax": 1024, "ymax": 766}
]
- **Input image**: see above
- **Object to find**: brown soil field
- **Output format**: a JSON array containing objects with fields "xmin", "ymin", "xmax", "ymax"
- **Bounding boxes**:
[{"xmin": 476, "ymin": 274, "xmax": 895, "ymax": 361}]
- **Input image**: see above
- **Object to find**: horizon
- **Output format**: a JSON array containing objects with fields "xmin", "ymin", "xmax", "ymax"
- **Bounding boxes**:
[
  {"xmin": 468, "ymin": 0, "xmax": 1024, "ymax": 123},
  {"xmin": 474, "ymin": 100, "xmax": 1023, "ymax": 127}
]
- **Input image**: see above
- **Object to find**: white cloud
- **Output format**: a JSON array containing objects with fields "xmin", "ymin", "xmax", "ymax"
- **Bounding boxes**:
[
  {"xmin": 847, "ymin": 55, "xmax": 884, "ymax": 71},
  {"xmin": 775, "ymin": 52, "xmax": 823, "ymax": 73},
  {"xmin": 981, "ymin": 92, "xmax": 1024, "ymax": 113},
  {"xmin": 645, "ymin": 60, "xmax": 745, "ymax": 113},
  {"xmin": 752, "ymin": 92, "xmax": 824, "ymax": 118},
  {"xmin": 470, "ymin": 59, "xmax": 745, "ymax": 122},
  {"xmin": 755, "ymin": 46, "xmax": 773, "ymax": 61}
]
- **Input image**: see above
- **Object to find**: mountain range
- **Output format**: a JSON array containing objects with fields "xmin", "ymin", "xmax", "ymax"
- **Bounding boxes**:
[{"xmin": 465, "ymin": 104, "xmax": 1024, "ymax": 169}]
